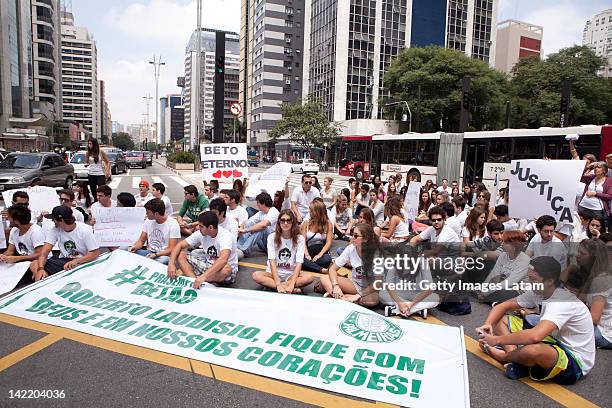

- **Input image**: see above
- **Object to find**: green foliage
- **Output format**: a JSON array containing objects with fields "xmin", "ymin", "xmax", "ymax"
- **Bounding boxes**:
[
  {"xmin": 112, "ymin": 132, "xmax": 135, "ymax": 151},
  {"xmin": 509, "ymin": 46, "xmax": 612, "ymax": 128},
  {"xmin": 167, "ymin": 151, "xmax": 195, "ymax": 163},
  {"xmin": 384, "ymin": 46, "xmax": 508, "ymax": 132},
  {"xmin": 269, "ymin": 98, "xmax": 342, "ymax": 152}
]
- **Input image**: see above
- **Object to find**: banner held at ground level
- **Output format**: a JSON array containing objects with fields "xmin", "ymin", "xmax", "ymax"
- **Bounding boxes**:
[
  {"xmin": 0, "ymin": 251, "xmax": 469, "ymax": 407},
  {"xmin": 0, "ymin": 262, "xmax": 31, "ymax": 295}
]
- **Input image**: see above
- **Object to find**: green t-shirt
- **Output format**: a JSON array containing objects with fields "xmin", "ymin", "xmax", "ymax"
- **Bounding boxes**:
[{"xmin": 179, "ymin": 193, "xmax": 209, "ymax": 221}]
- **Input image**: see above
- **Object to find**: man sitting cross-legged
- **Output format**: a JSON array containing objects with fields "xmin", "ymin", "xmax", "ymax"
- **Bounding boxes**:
[
  {"xmin": 476, "ymin": 256, "xmax": 595, "ymax": 385},
  {"xmin": 129, "ymin": 198, "xmax": 181, "ymax": 264},
  {"xmin": 167, "ymin": 211, "xmax": 238, "ymax": 288}
]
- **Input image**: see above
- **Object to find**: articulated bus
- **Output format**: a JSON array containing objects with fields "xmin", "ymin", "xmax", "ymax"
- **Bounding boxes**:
[{"xmin": 338, "ymin": 125, "xmax": 612, "ymax": 189}]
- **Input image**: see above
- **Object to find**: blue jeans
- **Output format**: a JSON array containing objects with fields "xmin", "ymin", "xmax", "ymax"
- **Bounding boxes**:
[
  {"xmin": 302, "ymin": 253, "xmax": 332, "ymax": 273},
  {"xmin": 135, "ymin": 248, "xmax": 170, "ymax": 265},
  {"xmin": 237, "ymin": 217, "xmax": 269, "ymax": 256},
  {"xmin": 595, "ymin": 325, "xmax": 612, "ymax": 349},
  {"xmin": 246, "ymin": 206, "xmax": 258, "ymax": 218}
]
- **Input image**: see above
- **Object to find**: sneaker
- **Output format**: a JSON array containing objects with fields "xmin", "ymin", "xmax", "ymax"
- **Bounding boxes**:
[
  {"xmin": 505, "ymin": 363, "xmax": 530, "ymax": 380},
  {"xmin": 421, "ymin": 309, "xmax": 428, "ymax": 319},
  {"xmin": 322, "ymin": 292, "xmax": 330, "ymax": 298},
  {"xmin": 384, "ymin": 306, "xmax": 399, "ymax": 317}
]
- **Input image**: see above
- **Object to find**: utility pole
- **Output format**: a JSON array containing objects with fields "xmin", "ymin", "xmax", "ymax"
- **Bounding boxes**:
[
  {"xmin": 149, "ymin": 55, "xmax": 165, "ymax": 156},
  {"xmin": 142, "ymin": 95, "xmax": 152, "ymax": 150},
  {"xmin": 193, "ymin": 0, "xmax": 202, "ymax": 151}
]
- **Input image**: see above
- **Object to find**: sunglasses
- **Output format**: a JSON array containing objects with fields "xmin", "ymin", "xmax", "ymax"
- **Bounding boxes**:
[
  {"xmin": 279, "ymin": 218, "xmax": 293, "ymax": 224},
  {"xmin": 431, "ymin": 218, "xmax": 444, "ymax": 223},
  {"xmin": 352, "ymin": 233, "xmax": 362, "ymax": 238},
  {"xmin": 303, "ymin": 181, "xmax": 313, "ymax": 185},
  {"xmin": 478, "ymin": 194, "xmax": 486, "ymax": 198},
  {"xmin": 14, "ymin": 202, "xmax": 29, "ymax": 207}
]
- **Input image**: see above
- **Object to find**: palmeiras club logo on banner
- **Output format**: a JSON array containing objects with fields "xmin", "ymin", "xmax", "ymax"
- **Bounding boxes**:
[{"xmin": 339, "ymin": 311, "xmax": 403, "ymax": 343}]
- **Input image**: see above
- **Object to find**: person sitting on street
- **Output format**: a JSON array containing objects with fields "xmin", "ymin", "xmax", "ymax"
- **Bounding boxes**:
[
  {"xmin": 152, "ymin": 182, "xmax": 173, "ymax": 217},
  {"xmin": 135, "ymin": 180, "xmax": 154, "ymax": 207},
  {"xmin": 476, "ymin": 256, "xmax": 595, "ymax": 385},
  {"xmin": 237, "ymin": 192, "xmax": 279, "ymax": 258},
  {"xmin": 177, "ymin": 185, "xmax": 209, "ymax": 235},
  {"xmin": 129, "ymin": 198, "xmax": 181, "ymax": 265},
  {"xmin": 291, "ymin": 174, "xmax": 320, "ymax": 224},
  {"xmin": 252, "ymin": 209, "xmax": 314, "ymax": 293},
  {"xmin": 329, "ymin": 194, "xmax": 353, "ymax": 241},
  {"xmin": 167, "ymin": 211, "xmax": 238, "ymax": 287},
  {"xmin": 204, "ymin": 183, "xmax": 219, "ymax": 203},
  {"xmin": 91, "ymin": 185, "xmax": 116, "ymax": 212},
  {"xmin": 209, "ymin": 198, "xmax": 238, "ymax": 238},
  {"xmin": 221, "ymin": 189, "xmax": 249, "ymax": 227},
  {"xmin": 300, "ymin": 200, "xmax": 333, "ymax": 273},
  {"xmin": 117, "ymin": 192, "xmax": 136, "ymax": 207},
  {"xmin": 36, "ymin": 206, "xmax": 99, "ymax": 280}
]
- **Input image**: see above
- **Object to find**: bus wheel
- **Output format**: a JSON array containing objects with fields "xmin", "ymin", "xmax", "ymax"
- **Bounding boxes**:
[
  {"xmin": 407, "ymin": 169, "xmax": 421, "ymax": 182},
  {"xmin": 354, "ymin": 167, "xmax": 364, "ymax": 182}
]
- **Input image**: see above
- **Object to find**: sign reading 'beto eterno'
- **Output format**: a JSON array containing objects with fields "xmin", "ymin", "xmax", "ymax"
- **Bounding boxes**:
[{"xmin": 200, "ymin": 143, "xmax": 249, "ymax": 181}]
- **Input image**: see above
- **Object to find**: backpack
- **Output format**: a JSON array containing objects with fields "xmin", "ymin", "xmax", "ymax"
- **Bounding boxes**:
[{"xmin": 437, "ymin": 293, "xmax": 472, "ymax": 315}]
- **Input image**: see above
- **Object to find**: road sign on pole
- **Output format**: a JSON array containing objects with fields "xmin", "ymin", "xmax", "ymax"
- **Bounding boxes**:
[{"xmin": 230, "ymin": 102, "xmax": 242, "ymax": 117}]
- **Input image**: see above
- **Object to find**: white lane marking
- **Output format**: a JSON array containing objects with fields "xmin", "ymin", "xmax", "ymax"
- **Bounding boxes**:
[
  {"xmin": 170, "ymin": 176, "xmax": 189, "ymax": 187},
  {"xmin": 132, "ymin": 177, "xmax": 142, "ymax": 189},
  {"xmin": 108, "ymin": 177, "xmax": 121, "ymax": 190},
  {"xmin": 152, "ymin": 176, "xmax": 167, "ymax": 186}
]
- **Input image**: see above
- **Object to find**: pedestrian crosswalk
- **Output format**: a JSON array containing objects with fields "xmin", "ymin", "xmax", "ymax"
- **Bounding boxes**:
[{"xmin": 107, "ymin": 174, "xmax": 188, "ymax": 191}]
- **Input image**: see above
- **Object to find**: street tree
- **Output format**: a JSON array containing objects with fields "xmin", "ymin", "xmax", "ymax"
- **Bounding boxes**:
[
  {"xmin": 509, "ymin": 45, "xmax": 612, "ymax": 128},
  {"xmin": 269, "ymin": 98, "xmax": 342, "ymax": 155},
  {"xmin": 112, "ymin": 132, "xmax": 135, "ymax": 151},
  {"xmin": 384, "ymin": 46, "xmax": 508, "ymax": 132}
]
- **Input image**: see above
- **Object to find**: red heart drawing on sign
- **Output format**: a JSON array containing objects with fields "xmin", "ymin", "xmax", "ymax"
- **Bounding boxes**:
[
  {"xmin": 212, "ymin": 170, "xmax": 222, "ymax": 178},
  {"xmin": 222, "ymin": 170, "xmax": 233, "ymax": 178},
  {"xmin": 233, "ymin": 170, "xmax": 242, "ymax": 177}
]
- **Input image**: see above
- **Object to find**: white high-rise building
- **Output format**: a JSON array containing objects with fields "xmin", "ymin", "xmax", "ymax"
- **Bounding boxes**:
[
  {"xmin": 302, "ymin": 0, "xmax": 498, "ymax": 122},
  {"xmin": 583, "ymin": 9, "xmax": 612, "ymax": 77},
  {"xmin": 183, "ymin": 28, "xmax": 239, "ymax": 147},
  {"xmin": 60, "ymin": 11, "xmax": 99, "ymax": 139}
]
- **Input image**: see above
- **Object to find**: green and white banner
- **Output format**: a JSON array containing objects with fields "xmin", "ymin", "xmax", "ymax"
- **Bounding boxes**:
[{"xmin": 0, "ymin": 251, "xmax": 469, "ymax": 407}]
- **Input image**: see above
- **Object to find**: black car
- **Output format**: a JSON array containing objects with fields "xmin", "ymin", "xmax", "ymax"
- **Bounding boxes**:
[
  {"xmin": 107, "ymin": 152, "xmax": 127, "ymax": 174},
  {"xmin": 0, "ymin": 152, "xmax": 74, "ymax": 191}
]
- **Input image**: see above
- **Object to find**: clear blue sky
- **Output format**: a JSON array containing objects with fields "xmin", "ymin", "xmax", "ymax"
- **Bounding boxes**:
[{"xmin": 69, "ymin": 0, "xmax": 609, "ymax": 126}]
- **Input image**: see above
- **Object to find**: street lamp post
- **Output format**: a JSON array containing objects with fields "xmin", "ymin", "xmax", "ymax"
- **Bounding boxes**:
[
  {"xmin": 149, "ymin": 55, "xmax": 165, "ymax": 158},
  {"xmin": 385, "ymin": 101, "xmax": 412, "ymax": 133}
]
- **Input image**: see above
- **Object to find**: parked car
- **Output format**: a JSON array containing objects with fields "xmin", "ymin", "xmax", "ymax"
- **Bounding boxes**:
[
  {"xmin": 291, "ymin": 158, "xmax": 319, "ymax": 175},
  {"xmin": 144, "ymin": 151, "xmax": 153, "ymax": 166},
  {"xmin": 70, "ymin": 152, "xmax": 88, "ymax": 180},
  {"xmin": 125, "ymin": 151, "xmax": 147, "ymax": 169},
  {"xmin": 0, "ymin": 152, "xmax": 74, "ymax": 191},
  {"xmin": 107, "ymin": 152, "xmax": 127, "ymax": 174}
]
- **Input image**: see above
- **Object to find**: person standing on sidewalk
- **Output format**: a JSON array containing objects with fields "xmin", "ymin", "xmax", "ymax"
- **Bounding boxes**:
[{"xmin": 85, "ymin": 138, "xmax": 110, "ymax": 201}]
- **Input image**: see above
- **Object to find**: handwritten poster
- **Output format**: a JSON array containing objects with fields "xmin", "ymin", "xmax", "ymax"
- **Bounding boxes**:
[
  {"xmin": 200, "ymin": 143, "xmax": 249, "ymax": 183},
  {"xmin": 92, "ymin": 207, "xmax": 146, "ymax": 247}
]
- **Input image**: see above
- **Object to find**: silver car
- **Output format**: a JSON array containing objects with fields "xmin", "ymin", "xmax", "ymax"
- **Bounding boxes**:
[{"xmin": 0, "ymin": 152, "xmax": 74, "ymax": 191}]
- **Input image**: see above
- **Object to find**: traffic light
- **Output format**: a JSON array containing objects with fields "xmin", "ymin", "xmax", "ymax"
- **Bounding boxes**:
[
  {"xmin": 216, "ymin": 56, "xmax": 225, "ymax": 74},
  {"xmin": 461, "ymin": 91, "xmax": 470, "ymax": 110}
]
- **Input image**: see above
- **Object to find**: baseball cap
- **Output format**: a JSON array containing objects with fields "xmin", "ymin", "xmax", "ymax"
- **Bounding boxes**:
[
  {"xmin": 139, "ymin": 180, "xmax": 149, "ymax": 187},
  {"xmin": 44, "ymin": 205, "xmax": 74, "ymax": 221}
]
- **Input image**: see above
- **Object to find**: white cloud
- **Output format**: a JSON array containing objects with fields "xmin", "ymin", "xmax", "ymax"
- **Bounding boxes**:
[{"xmin": 101, "ymin": 0, "xmax": 240, "ymax": 125}]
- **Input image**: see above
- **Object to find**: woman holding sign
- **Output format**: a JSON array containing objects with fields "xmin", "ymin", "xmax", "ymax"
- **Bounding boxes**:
[
  {"xmin": 252, "ymin": 209, "xmax": 313, "ymax": 293},
  {"xmin": 85, "ymin": 138, "xmax": 110, "ymax": 200},
  {"xmin": 579, "ymin": 162, "xmax": 612, "ymax": 221}
]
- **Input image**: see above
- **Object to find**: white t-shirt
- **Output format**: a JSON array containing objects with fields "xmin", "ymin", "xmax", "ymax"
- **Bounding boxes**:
[
  {"xmin": 445, "ymin": 216, "xmax": 462, "ymax": 237},
  {"xmin": 419, "ymin": 225, "xmax": 460, "ymax": 243},
  {"xmin": 291, "ymin": 186, "xmax": 320, "ymax": 219},
  {"xmin": 328, "ymin": 206, "xmax": 351, "ymax": 230},
  {"xmin": 160, "ymin": 195, "xmax": 174, "ymax": 216},
  {"xmin": 526, "ymin": 234, "xmax": 567, "ymax": 266},
  {"xmin": 321, "ymin": 187, "xmax": 337, "ymax": 209},
  {"xmin": 517, "ymin": 288, "xmax": 595, "ymax": 375},
  {"xmin": 437, "ymin": 186, "xmax": 452, "ymax": 194},
  {"xmin": 334, "ymin": 244, "xmax": 369, "ymax": 293},
  {"xmin": 135, "ymin": 193, "xmax": 154, "ymax": 207},
  {"xmin": 483, "ymin": 251, "xmax": 530, "ymax": 286},
  {"xmin": 143, "ymin": 217, "xmax": 181, "ymax": 253},
  {"xmin": 249, "ymin": 207, "xmax": 280, "ymax": 233},
  {"xmin": 579, "ymin": 179, "xmax": 604, "ymax": 210},
  {"xmin": 91, "ymin": 200, "xmax": 117, "ymax": 212},
  {"xmin": 228, "ymin": 205, "xmax": 249, "ymax": 226},
  {"xmin": 456, "ymin": 210, "xmax": 468, "ymax": 228},
  {"xmin": 9, "ymin": 224, "xmax": 45, "ymax": 255},
  {"xmin": 502, "ymin": 219, "xmax": 519, "ymax": 231},
  {"xmin": 266, "ymin": 233, "xmax": 305, "ymax": 280},
  {"xmin": 371, "ymin": 200, "xmax": 385, "ymax": 226},
  {"xmin": 587, "ymin": 274, "xmax": 612, "ymax": 343},
  {"xmin": 219, "ymin": 216, "xmax": 238, "ymax": 238},
  {"xmin": 185, "ymin": 226, "xmax": 238, "ymax": 271},
  {"xmin": 45, "ymin": 223, "xmax": 99, "ymax": 259},
  {"xmin": 461, "ymin": 226, "xmax": 486, "ymax": 241}
]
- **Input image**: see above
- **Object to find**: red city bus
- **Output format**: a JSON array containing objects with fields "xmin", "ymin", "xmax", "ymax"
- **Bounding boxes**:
[
  {"xmin": 338, "ymin": 125, "xmax": 612, "ymax": 185},
  {"xmin": 337, "ymin": 135, "xmax": 373, "ymax": 181}
]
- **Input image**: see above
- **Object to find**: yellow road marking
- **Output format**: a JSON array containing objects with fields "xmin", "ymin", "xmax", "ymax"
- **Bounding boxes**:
[
  {"xmin": 0, "ymin": 313, "xmax": 393, "ymax": 407},
  {"xmin": 239, "ymin": 261, "xmax": 350, "ymax": 277},
  {"xmin": 0, "ymin": 333, "xmax": 62, "ymax": 372}
]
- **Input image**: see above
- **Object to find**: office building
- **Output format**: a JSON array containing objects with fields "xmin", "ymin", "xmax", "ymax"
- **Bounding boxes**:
[
  {"xmin": 494, "ymin": 19, "xmax": 543, "ymax": 74},
  {"xmin": 159, "ymin": 94, "xmax": 183, "ymax": 144},
  {"xmin": 183, "ymin": 28, "xmax": 240, "ymax": 147},
  {"xmin": 60, "ymin": 11, "xmax": 99, "ymax": 138},
  {"xmin": 583, "ymin": 9, "xmax": 612, "ymax": 77},
  {"xmin": 241, "ymin": 0, "xmax": 306, "ymax": 150}
]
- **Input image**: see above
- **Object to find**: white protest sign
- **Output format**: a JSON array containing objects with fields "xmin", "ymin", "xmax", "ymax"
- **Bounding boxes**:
[
  {"xmin": 508, "ymin": 160, "xmax": 585, "ymax": 223},
  {"xmin": 404, "ymin": 181, "xmax": 422, "ymax": 221},
  {"xmin": 92, "ymin": 207, "xmax": 146, "ymax": 247},
  {"xmin": 2, "ymin": 186, "xmax": 59, "ymax": 216},
  {"xmin": 0, "ymin": 262, "xmax": 31, "ymax": 295},
  {"xmin": 0, "ymin": 250, "xmax": 469, "ymax": 407},
  {"xmin": 246, "ymin": 162, "xmax": 292, "ymax": 197},
  {"xmin": 490, "ymin": 170, "xmax": 500, "ymax": 209},
  {"xmin": 244, "ymin": 173, "xmax": 261, "ymax": 200},
  {"xmin": 200, "ymin": 143, "xmax": 249, "ymax": 183}
]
